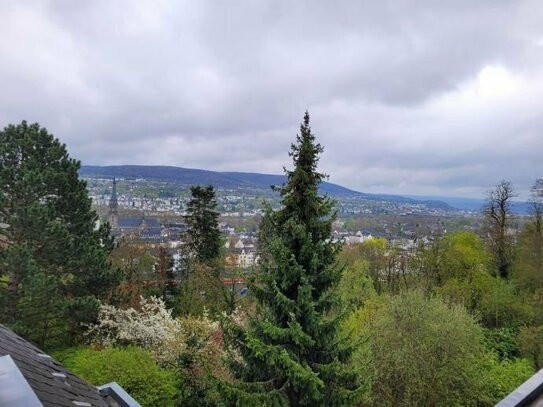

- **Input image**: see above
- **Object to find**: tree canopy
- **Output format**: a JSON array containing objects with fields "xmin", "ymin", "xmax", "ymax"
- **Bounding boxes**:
[
  {"xmin": 184, "ymin": 185, "xmax": 222, "ymax": 264},
  {"xmin": 0, "ymin": 121, "xmax": 120, "ymax": 348}
]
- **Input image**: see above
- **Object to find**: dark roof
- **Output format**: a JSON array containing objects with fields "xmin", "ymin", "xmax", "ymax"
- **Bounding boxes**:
[
  {"xmin": 0, "ymin": 324, "xmax": 108, "ymax": 407},
  {"xmin": 117, "ymin": 217, "xmax": 160, "ymax": 228},
  {"xmin": 117, "ymin": 218, "xmax": 142, "ymax": 228},
  {"xmin": 139, "ymin": 228, "xmax": 162, "ymax": 239}
]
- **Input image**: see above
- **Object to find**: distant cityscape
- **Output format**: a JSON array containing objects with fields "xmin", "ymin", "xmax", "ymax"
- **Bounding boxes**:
[{"xmin": 85, "ymin": 175, "xmax": 492, "ymax": 273}]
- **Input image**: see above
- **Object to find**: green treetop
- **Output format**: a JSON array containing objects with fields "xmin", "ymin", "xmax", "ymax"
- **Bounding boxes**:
[
  {"xmin": 0, "ymin": 121, "xmax": 120, "ymax": 348},
  {"xmin": 184, "ymin": 185, "xmax": 222, "ymax": 265},
  {"xmin": 220, "ymin": 112, "xmax": 360, "ymax": 406}
]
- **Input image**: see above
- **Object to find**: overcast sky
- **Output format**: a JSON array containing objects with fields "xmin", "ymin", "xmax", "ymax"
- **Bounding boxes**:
[{"xmin": 1, "ymin": 1, "xmax": 542, "ymax": 198}]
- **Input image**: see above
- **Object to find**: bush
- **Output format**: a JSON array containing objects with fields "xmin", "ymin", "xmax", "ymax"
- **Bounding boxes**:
[
  {"xmin": 346, "ymin": 290, "xmax": 492, "ymax": 406},
  {"xmin": 84, "ymin": 296, "xmax": 227, "ymax": 405},
  {"xmin": 518, "ymin": 325, "xmax": 543, "ymax": 370},
  {"xmin": 484, "ymin": 327, "xmax": 521, "ymax": 360},
  {"xmin": 55, "ymin": 346, "xmax": 179, "ymax": 407},
  {"xmin": 438, "ymin": 272, "xmax": 534, "ymax": 328},
  {"xmin": 483, "ymin": 354, "xmax": 534, "ymax": 402}
]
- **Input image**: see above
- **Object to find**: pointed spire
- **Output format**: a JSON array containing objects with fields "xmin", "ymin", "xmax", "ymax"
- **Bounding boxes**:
[{"xmin": 109, "ymin": 177, "xmax": 118, "ymax": 215}]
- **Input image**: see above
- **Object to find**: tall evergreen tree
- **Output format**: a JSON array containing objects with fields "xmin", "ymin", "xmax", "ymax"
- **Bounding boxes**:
[
  {"xmin": 0, "ymin": 121, "xmax": 121, "ymax": 348},
  {"xmin": 220, "ymin": 112, "xmax": 360, "ymax": 406},
  {"xmin": 184, "ymin": 185, "xmax": 221, "ymax": 264}
]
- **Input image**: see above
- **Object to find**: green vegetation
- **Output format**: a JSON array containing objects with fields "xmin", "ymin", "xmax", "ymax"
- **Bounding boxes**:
[
  {"xmin": 346, "ymin": 290, "xmax": 491, "ymax": 406},
  {"xmin": 1, "ymin": 117, "xmax": 540, "ymax": 406},
  {"xmin": 0, "ymin": 121, "xmax": 120, "ymax": 348},
  {"xmin": 219, "ymin": 112, "xmax": 360, "ymax": 405},
  {"xmin": 178, "ymin": 184, "xmax": 227, "ymax": 316},
  {"xmin": 55, "ymin": 346, "xmax": 180, "ymax": 407},
  {"xmin": 185, "ymin": 185, "xmax": 222, "ymax": 264}
]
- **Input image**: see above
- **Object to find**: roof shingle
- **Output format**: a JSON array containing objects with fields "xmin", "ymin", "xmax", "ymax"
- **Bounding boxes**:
[{"xmin": 0, "ymin": 324, "xmax": 108, "ymax": 407}]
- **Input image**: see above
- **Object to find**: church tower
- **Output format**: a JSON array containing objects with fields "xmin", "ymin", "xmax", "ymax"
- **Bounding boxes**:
[{"xmin": 108, "ymin": 177, "xmax": 118, "ymax": 228}]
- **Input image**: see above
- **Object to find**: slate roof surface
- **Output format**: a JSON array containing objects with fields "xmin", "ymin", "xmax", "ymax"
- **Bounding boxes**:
[
  {"xmin": 117, "ymin": 217, "xmax": 160, "ymax": 228},
  {"xmin": 0, "ymin": 324, "xmax": 108, "ymax": 407}
]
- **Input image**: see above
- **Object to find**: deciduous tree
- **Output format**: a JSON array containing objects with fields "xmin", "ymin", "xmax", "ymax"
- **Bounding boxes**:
[
  {"xmin": 516, "ymin": 179, "xmax": 543, "ymax": 290},
  {"xmin": 347, "ymin": 290, "xmax": 493, "ymax": 406},
  {"xmin": 483, "ymin": 180, "xmax": 515, "ymax": 279}
]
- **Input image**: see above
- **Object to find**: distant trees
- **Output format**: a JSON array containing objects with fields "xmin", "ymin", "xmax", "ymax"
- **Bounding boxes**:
[
  {"xmin": 0, "ymin": 121, "xmax": 120, "ymax": 348},
  {"xmin": 513, "ymin": 178, "xmax": 543, "ymax": 296},
  {"xmin": 483, "ymin": 180, "xmax": 515, "ymax": 279},
  {"xmin": 220, "ymin": 112, "xmax": 360, "ymax": 406},
  {"xmin": 180, "ymin": 185, "xmax": 225, "ymax": 316},
  {"xmin": 184, "ymin": 185, "xmax": 221, "ymax": 264},
  {"xmin": 529, "ymin": 178, "xmax": 543, "ymax": 229}
]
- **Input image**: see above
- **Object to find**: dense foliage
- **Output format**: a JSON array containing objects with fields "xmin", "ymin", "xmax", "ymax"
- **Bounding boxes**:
[
  {"xmin": 55, "ymin": 346, "xmax": 179, "ymax": 407},
  {"xmin": 85, "ymin": 296, "xmax": 227, "ymax": 404},
  {"xmin": 219, "ymin": 112, "xmax": 361, "ymax": 406},
  {"xmin": 0, "ymin": 121, "xmax": 120, "ymax": 348},
  {"xmin": 185, "ymin": 185, "xmax": 222, "ymax": 264},
  {"xmin": 2, "ymin": 118, "xmax": 540, "ymax": 406},
  {"xmin": 346, "ymin": 290, "xmax": 492, "ymax": 406}
]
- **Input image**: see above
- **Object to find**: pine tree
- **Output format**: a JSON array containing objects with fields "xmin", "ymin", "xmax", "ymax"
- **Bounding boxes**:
[
  {"xmin": 184, "ymin": 185, "xmax": 222, "ymax": 264},
  {"xmin": 0, "ymin": 121, "xmax": 121, "ymax": 348},
  {"xmin": 220, "ymin": 112, "xmax": 360, "ymax": 406}
]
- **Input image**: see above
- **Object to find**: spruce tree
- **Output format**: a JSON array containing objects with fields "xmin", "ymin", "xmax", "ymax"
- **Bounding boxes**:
[
  {"xmin": 184, "ymin": 185, "xmax": 222, "ymax": 264},
  {"xmin": 220, "ymin": 112, "xmax": 360, "ymax": 406},
  {"xmin": 0, "ymin": 121, "xmax": 121, "ymax": 348}
]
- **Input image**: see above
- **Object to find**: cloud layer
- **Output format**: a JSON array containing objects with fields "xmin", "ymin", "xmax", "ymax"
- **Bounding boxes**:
[{"xmin": 1, "ymin": 0, "xmax": 542, "ymax": 198}]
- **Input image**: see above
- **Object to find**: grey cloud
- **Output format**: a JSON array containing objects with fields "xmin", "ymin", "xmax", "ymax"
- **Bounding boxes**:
[{"xmin": 0, "ymin": 0, "xmax": 542, "ymax": 198}]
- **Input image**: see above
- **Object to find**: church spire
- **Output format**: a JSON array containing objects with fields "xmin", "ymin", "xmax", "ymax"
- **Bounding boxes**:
[{"xmin": 109, "ymin": 177, "xmax": 118, "ymax": 215}]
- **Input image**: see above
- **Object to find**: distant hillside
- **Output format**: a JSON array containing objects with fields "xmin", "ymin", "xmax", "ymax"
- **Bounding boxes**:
[
  {"xmin": 406, "ymin": 195, "xmax": 531, "ymax": 214},
  {"xmin": 80, "ymin": 165, "xmax": 451, "ymax": 209}
]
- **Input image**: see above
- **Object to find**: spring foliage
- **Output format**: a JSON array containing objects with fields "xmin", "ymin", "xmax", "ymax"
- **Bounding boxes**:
[{"xmin": 56, "ymin": 346, "xmax": 179, "ymax": 407}]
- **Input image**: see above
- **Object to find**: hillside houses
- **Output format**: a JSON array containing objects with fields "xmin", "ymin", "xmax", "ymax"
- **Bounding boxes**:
[
  {"xmin": 342, "ymin": 230, "xmax": 374, "ymax": 245},
  {"xmin": 225, "ymin": 237, "xmax": 259, "ymax": 268}
]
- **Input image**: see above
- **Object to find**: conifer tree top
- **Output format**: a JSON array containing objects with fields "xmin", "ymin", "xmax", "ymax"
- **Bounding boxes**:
[{"xmin": 219, "ymin": 112, "xmax": 360, "ymax": 406}]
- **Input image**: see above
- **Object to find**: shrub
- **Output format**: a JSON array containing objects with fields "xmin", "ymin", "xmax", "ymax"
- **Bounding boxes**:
[
  {"xmin": 347, "ymin": 290, "xmax": 491, "ymax": 406},
  {"xmin": 484, "ymin": 327, "xmax": 521, "ymax": 360},
  {"xmin": 56, "ymin": 346, "xmax": 179, "ymax": 407},
  {"xmin": 85, "ymin": 296, "xmax": 227, "ymax": 405},
  {"xmin": 483, "ymin": 354, "xmax": 534, "ymax": 402}
]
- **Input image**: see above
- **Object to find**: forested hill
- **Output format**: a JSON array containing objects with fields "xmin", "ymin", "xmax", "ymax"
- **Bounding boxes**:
[{"xmin": 80, "ymin": 165, "xmax": 451, "ymax": 209}]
